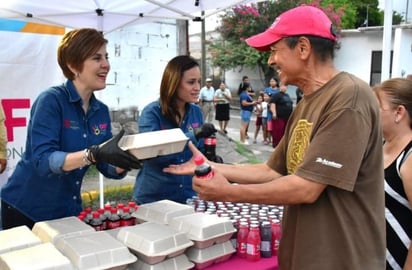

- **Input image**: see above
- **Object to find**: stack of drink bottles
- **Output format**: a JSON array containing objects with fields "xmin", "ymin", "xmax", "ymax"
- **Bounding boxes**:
[
  {"xmin": 186, "ymin": 196, "xmax": 283, "ymax": 262},
  {"xmin": 77, "ymin": 201, "xmax": 139, "ymax": 231}
]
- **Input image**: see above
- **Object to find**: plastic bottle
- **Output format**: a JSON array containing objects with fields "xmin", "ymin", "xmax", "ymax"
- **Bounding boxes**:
[
  {"xmin": 127, "ymin": 201, "xmax": 138, "ymax": 225},
  {"xmin": 230, "ymin": 219, "xmax": 239, "ymax": 249},
  {"xmin": 89, "ymin": 211, "xmax": 104, "ymax": 231},
  {"xmin": 271, "ymin": 219, "xmax": 282, "ymax": 256},
  {"xmin": 120, "ymin": 206, "xmax": 134, "ymax": 227},
  {"xmin": 194, "ymin": 156, "xmax": 214, "ymax": 179},
  {"xmin": 83, "ymin": 207, "xmax": 93, "ymax": 224},
  {"xmin": 203, "ymin": 134, "xmax": 217, "ymax": 161},
  {"xmin": 260, "ymin": 221, "xmax": 272, "ymax": 258},
  {"xmin": 97, "ymin": 208, "xmax": 107, "ymax": 230},
  {"xmin": 237, "ymin": 221, "xmax": 249, "ymax": 258},
  {"xmin": 106, "ymin": 207, "xmax": 121, "ymax": 230},
  {"xmin": 246, "ymin": 223, "xmax": 261, "ymax": 261}
]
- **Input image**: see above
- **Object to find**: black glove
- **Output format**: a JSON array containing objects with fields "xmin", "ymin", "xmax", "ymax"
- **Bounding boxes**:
[
  {"xmin": 195, "ymin": 123, "xmax": 217, "ymax": 139},
  {"xmin": 89, "ymin": 129, "xmax": 142, "ymax": 170}
]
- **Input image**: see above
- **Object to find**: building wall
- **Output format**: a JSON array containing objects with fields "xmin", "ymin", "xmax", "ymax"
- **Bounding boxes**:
[{"xmin": 102, "ymin": 20, "xmax": 184, "ymax": 112}]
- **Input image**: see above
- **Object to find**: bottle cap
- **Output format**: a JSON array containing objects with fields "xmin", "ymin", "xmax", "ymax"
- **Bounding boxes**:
[{"xmin": 194, "ymin": 155, "xmax": 205, "ymax": 165}]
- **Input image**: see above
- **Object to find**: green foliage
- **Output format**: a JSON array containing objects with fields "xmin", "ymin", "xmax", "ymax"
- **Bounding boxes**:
[
  {"xmin": 210, "ymin": 0, "xmax": 346, "ymax": 83},
  {"xmin": 209, "ymin": 0, "xmax": 399, "ymax": 82}
]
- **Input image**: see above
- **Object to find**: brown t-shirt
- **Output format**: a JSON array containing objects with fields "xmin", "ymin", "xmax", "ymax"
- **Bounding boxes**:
[{"xmin": 268, "ymin": 72, "xmax": 385, "ymax": 270}]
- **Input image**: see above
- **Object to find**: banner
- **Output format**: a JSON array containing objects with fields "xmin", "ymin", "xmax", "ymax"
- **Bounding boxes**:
[{"xmin": 0, "ymin": 19, "xmax": 64, "ymax": 186}]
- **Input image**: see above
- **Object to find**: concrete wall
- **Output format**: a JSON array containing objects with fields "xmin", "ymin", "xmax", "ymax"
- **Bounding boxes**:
[{"xmin": 101, "ymin": 20, "xmax": 185, "ymax": 112}]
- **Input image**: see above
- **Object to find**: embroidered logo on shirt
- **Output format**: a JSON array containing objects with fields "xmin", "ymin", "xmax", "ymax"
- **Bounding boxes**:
[
  {"xmin": 63, "ymin": 119, "xmax": 80, "ymax": 129},
  {"xmin": 315, "ymin": 157, "xmax": 343, "ymax": 168},
  {"xmin": 92, "ymin": 123, "xmax": 108, "ymax": 135}
]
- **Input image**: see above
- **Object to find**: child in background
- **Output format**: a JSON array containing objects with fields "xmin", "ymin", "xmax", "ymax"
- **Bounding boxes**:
[
  {"xmin": 261, "ymin": 93, "xmax": 270, "ymax": 145},
  {"xmin": 253, "ymin": 93, "xmax": 263, "ymax": 144}
]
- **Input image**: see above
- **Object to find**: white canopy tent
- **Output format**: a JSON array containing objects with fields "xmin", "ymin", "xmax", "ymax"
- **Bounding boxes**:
[{"xmin": 0, "ymin": 0, "xmax": 260, "ymax": 33}]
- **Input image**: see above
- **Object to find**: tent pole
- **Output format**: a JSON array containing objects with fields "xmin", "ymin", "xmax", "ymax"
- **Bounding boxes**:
[{"xmin": 201, "ymin": 11, "xmax": 206, "ymax": 83}]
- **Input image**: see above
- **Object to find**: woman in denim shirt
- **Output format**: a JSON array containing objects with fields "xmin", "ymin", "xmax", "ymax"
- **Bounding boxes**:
[
  {"xmin": 133, "ymin": 55, "xmax": 209, "ymax": 204},
  {"xmin": 1, "ymin": 28, "xmax": 139, "ymax": 229}
]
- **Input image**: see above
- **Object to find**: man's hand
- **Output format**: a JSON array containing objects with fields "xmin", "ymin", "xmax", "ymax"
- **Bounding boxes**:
[
  {"xmin": 89, "ymin": 129, "xmax": 142, "ymax": 171},
  {"xmin": 192, "ymin": 169, "xmax": 232, "ymax": 202},
  {"xmin": 195, "ymin": 123, "xmax": 217, "ymax": 139}
]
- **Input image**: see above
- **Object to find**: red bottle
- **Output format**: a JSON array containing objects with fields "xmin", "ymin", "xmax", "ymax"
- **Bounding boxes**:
[
  {"xmin": 120, "ymin": 206, "xmax": 134, "ymax": 227},
  {"xmin": 97, "ymin": 208, "xmax": 107, "ymax": 230},
  {"xmin": 194, "ymin": 156, "xmax": 214, "ymax": 179},
  {"xmin": 106, "ymin": 207, "xmax": 121, "ymax": 230},
  {"xmin": 237, "ymin": 221, "xmax": 249, "ymax": 258},
  {"xmin": 89, "ymin": 211, "xmax": 104, "ymax": 231},
  {"xmin": 246, "ymin": 223, "xmax": 261, "ymax": 261},
  {"xmin": 271, "ymin": 219, "xmax": 282, "ymax": 256}
]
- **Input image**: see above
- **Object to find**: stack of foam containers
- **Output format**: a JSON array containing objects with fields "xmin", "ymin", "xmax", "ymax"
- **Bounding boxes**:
[
  {"xmin": 0, "ymin": 225, "xmax": 73, "ymax": 270},
  {"xmin": 0, "ymin": 216, "xmax": 138, "ymax": 270},
  {"xmin": 169, "ymin": 213, "xmax": 236, "ymax": 269},
  {"xmin": 131, "ymin": 200, "xmax": 236, "ymax": 269},
  {"xmin": 116, "ymin": 222, "xmax": 194, "ymax": 270},
  {"xmin": 121, "ymin": 200, "xmax": 196, "ymax": 270}
]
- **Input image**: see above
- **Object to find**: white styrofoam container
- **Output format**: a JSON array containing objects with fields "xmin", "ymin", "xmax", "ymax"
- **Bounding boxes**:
[
  {"xmin": 116, "ymin": 222, "xmax": 193, "ymax": 265},
  {"xmin": 118, "ymin": 128, "xmax": 188, "ymax": 159},
  {"xmin": 127, "ymin": 254, "xmax": 194, "ymax": 270},
  {"xmin": 32, "ymin": 216, "xmax": 95, "ymax": 243},
  {"xmin": 54, "ymin": 230, "xmax": 137, "ymax": 270},
  {"xmin": 0, "ymin": 243, "xmax": 73, "ymax": 270},
  {"xmin": 0, "ymin": 226, "xmax": 42, "ymax": 255},
  {"xmin": 185, "ymin": 241, "xmax": 235, "ymax": 270},
  {"xmin": 132, "ymin": 200, "xmax": 194, "ymax": 224},
  {"xmin": 169, "ymin": 213, "xmax": 236, "ymax": 248}
]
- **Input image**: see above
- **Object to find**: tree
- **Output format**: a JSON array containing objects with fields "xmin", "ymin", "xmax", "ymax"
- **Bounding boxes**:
[
  {"xmin": 209, "ymin": 0, "xmax": 346, "ymax": 85},
  {"xmin": 209, "ymin": 0, "xmax": 409, "ymax": 85}
]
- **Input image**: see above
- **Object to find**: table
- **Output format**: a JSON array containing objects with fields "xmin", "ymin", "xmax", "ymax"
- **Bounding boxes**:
[{"xmin": 206, "ymin": 255, "xmax": 278, "ymax": 270}]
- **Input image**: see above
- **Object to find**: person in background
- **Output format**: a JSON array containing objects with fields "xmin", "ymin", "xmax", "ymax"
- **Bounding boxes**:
[
  {"xmin": 253, "ymin": 93, "xmax": 264, "ymax": 144},
  {"xmin": 199, "ymin": 77, "xmax": 215, "ymax": 123},
  {"xmin": 133, "ymin": 55, "xmax": 216, "ymax": 205},
  {"xmin": 264, "ymin": 77, "xmax": 280, "ymax": 96},
  {"xmin": 237, "ymin": 75, "xmax": 252, "ymax": 96},
  {"xmin": 261, "ymin": 92, "xmax": 270, "ymax": 145},
  {"xmin": 238, "ymin": 84, "xmax": 256, "ymax": 145},
  {"xmin": 0, "ymin": 103, "xmax": 7, "ymax": 174},
  {"xmin": 269, "ymin": 83, "xmax": 293, "ymax": 148},
  {"xmin": 165, "ymin": 5, "xmax": 385, "ymax": 270},
  {"xmin": 214, "ymin": 81, "xmax": 232, "ymax": 134},
  {"xmin": 238, "ymin": 75, "xmax": 255, "ymax": 139},
  {"xmin": 373, "ymin": 78, "xmax": 412, "ymax": 270},
  {"xmin": 1, "ymin": 28, "xmax": 141, "ymax": 230}
]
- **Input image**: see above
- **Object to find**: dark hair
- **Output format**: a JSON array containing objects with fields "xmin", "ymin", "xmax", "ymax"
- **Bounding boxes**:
[
  {"xmin": 284, "ymin": 36, "xmax": 336, "ymax": 61},
  {"xmin": 160, "ymin": 55, "xmax": 200, "ymax": 127},
  {"xmin": 58, "ymin": 28, "xmax": 108, "ymax": 80}
]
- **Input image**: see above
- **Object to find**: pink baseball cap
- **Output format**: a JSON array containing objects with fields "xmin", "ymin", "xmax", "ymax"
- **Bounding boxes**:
[{"xmin": 246, "ymin": 5, "xmax": 337, "ymax": 52}]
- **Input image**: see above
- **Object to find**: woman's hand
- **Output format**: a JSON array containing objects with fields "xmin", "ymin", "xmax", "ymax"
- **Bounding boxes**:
[{"xmin": 163, "ymin": 141, "xmax": 206, "ymax": 175}]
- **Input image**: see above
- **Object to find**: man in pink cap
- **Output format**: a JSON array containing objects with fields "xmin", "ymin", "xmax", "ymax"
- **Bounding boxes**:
[{"xmin": 165, "ymin": 5, "xmax": 385, "ymax": 270}]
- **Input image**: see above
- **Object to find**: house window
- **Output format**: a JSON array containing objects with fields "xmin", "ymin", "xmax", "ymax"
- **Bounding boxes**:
[{"xmin": 370, "ymin": 51, "xmax": 393, "ymax": 86}]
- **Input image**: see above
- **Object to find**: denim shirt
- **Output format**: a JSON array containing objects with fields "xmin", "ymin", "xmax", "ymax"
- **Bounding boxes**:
[
  {"xmin": 133, "ymin": 100, "xmax": 204, "ymax": 204},
  {"xmin": 1, "ymin": 80, "xmax": 125, "ymax": 221}
]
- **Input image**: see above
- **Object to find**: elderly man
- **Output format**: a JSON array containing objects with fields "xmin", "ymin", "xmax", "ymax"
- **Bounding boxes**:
[
  {"xmin": 199, "ymin": 78, "xmax": 215, "ymax": 123},
  {"xmin": 165, "ymin": 5, "xmax": 385, "ymax": 270}
]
